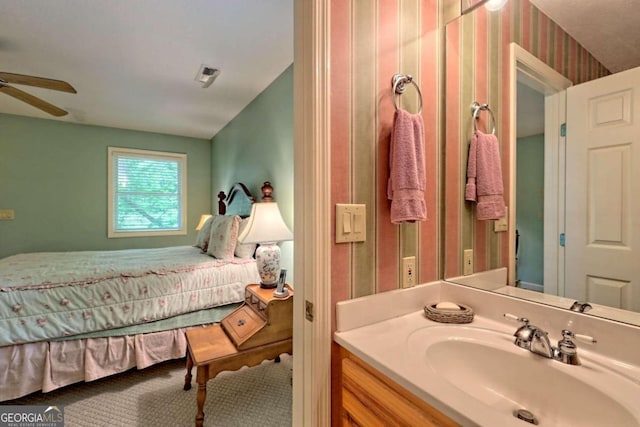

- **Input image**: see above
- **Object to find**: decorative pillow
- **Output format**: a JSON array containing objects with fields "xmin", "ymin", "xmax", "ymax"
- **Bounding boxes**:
[
  {"xmin": 235, "ymin": 217, "xmax": 257, "ymax": 259},
  {"xmin": 207, "ymin": 215, "xmax": 241, "ymax": 260},
  {"xmin": 194, "ymin": 216, "xmax": 214, "ymax": 251}
]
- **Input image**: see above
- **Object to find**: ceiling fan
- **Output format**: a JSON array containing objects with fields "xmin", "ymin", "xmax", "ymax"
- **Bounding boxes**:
[{"xmin": 0, "ymin": 72, "xmax": 76, "ymax": 117}]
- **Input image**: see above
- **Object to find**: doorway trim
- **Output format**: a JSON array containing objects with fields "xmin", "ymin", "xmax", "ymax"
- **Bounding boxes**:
[
  {"xmin": 508, "ymin": 43, "xmax": 572, "ymax": 293},
  {"xmin": 293, "ymin": 0, "xmax": 332, "ymax": 425}
]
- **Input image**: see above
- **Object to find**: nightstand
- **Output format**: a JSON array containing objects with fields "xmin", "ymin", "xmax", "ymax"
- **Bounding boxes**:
[{"xmin": 184, "ymin": 284, "xmax": 293, "ymax": 427}]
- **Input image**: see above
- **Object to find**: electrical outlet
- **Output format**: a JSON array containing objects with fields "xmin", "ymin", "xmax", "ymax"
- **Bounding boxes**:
[
  {"xmin": 463, "ymin": 249, "xmax": 473, "ymax": 276},
  {"xmin": 402, "ymin": 256, "xmax": 416, "ymax": 288}
]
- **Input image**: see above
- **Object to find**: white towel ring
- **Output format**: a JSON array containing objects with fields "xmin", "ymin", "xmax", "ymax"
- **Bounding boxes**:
[
  {"xmin": 471, "ymin": 101, "xmax": 496, "ymax": 135},
  {"xmin": 392, "ymin": 73, "xmax": 423, "ymax": 114}
]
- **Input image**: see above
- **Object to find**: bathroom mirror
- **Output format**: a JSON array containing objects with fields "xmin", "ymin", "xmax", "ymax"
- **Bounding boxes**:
[{"xmin": 443, "ymin": 0, "xmax": 640, "ymax": 326}]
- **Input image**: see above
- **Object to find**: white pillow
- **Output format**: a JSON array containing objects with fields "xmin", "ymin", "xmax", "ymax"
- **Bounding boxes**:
[
  {"xmin": 194, "ymin": 216, "xmax": 214, "ymax": 251},
  {"xmin": 235, "ymin": 217, "xmax": 257, "ymax": 259},
  {"xmin": 207, "ymin": 215, "xmax": 241, "ymax": 260}
]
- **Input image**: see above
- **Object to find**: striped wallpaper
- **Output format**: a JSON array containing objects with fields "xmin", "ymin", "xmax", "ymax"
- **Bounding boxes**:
[
  {"xmin": 328, "ymin": 0, "xmax": 611, "ymax": 307},
  {"xmin": 330, "ymin": 0, "xmax": 441, "ymax": 319},
  {"xmin": 443, "ymin": 0, "xmax": 610, "ymax": 278},
  {"xmin": 327, "ymin": 0, "xmax": 611, "ymax": 309},
  {"xmin": 329, "ymin": 3, "xmax": 440, "ymax": 422}
]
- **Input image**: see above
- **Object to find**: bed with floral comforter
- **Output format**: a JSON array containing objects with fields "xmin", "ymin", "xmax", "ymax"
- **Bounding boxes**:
[{"xmin": 0, "ymin": 246, "xmax": 258, "ymax": 347}]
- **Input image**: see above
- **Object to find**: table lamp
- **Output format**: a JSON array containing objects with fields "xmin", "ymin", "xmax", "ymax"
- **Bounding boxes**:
[
  {"xmin": 238, "ymin": 202, "xmax": 293, "ymax": 289},
  {"xmin": 195, "ymin": 214, "xmax": 213, "ymax": 230}
]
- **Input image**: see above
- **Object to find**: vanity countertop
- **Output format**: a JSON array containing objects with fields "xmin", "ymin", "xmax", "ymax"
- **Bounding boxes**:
[{"xmin": 334, "ymin": 280, "xmax": 640, "ymax": 427}]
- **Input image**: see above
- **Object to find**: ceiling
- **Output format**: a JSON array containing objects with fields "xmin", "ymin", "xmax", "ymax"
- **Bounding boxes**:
[
  {"xmin": 0, "ymin": 1, "xmax": 293, "ymax": 140},
  {"xmin": 530, "ymin": 0, "xmax": 640, "ymax": 74},
  {"xmin": 1, "ymin": 1, "xmax": 637, "ymax": 141}
]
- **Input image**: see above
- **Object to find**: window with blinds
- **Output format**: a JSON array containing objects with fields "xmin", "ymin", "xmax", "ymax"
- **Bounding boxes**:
[{"xmin": 108, "ymin": 147, "xmax": 187, "ymax": 238}]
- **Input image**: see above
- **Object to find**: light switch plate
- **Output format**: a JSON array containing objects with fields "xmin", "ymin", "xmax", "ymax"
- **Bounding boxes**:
[{"xmin": 335, "ymin": 204, "xmax": 366, "ymax": 243}]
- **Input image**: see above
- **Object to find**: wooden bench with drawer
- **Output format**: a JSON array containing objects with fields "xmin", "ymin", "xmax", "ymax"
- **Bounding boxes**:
[{"xmin": 184, "ymin": 283, "xmax": 293, "ymax": 427}]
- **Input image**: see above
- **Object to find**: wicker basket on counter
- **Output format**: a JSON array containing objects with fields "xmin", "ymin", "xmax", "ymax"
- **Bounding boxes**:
[{"xmin": 423, "ymin": 303, "xmax": 474, "ymax": 324}]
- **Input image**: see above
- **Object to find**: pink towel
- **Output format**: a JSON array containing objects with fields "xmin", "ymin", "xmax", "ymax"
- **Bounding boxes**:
[
  {"xmin": 465, "ymin": 130, "xmax": 506, "ymax": 220},
  {"xmin": 387, "ymin": 109, "xmax": 427, "ymax": 224}
]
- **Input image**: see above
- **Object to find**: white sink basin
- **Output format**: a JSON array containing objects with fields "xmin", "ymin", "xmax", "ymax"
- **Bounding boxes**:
[
  {"xmin": 334, "ymin": 283, "xmax": 640, "ymax": 426},
  {"xmin": 407, "ymin": 325, "xmax": 640, "ymax": 426}
]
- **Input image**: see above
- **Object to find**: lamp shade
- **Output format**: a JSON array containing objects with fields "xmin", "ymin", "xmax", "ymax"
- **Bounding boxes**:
[
  {"xmin": 238, "ymin": 202, "xmax": 293, "ymax": 244},
  {"xmin": 195, "ymin": 214, "xmax": 213, "ymax": 230}
]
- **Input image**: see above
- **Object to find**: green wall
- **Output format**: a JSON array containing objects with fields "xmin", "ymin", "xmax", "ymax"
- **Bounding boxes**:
[
  {"xmin": 516, "ymin": 133, "xmax": 544, "ymax": 287},
  {"xmin": 211, "ymin": 64, "xmax": 293, "ymax": 277},
  {"xmin": 0, "ymin": 114, "xmax": 211, "ymax": 259}
]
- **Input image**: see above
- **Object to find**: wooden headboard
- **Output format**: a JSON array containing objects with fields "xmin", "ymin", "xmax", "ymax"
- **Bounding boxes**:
[{"xmin": 217, "ymin": 181, "xmax": 275, "ymax": 217}]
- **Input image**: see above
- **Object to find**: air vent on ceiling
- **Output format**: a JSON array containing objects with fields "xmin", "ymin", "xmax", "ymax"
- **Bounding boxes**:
[{"xmin": 195, "ymin": 65, "xmax": 220, "ymax": 88}]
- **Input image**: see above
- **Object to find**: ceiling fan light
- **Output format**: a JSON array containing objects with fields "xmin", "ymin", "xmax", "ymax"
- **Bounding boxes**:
[
  {"xmin": 485, "ymin": 0, "xmax": 508, "ymax": 11},
  {"xmin": 195, "ymin": 65, "xmax": 220, "ymax": 88}
]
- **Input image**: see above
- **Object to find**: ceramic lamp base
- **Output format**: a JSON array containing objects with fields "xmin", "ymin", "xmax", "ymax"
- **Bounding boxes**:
[{"xmin": 255, "ymin": 242, "xmax": 281, "ymax": 289}]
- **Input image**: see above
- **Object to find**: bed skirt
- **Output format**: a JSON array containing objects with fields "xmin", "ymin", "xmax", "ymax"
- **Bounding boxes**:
[{"xmin": 0, "ymin": 305, "xmax": 239, "ymax": 401}]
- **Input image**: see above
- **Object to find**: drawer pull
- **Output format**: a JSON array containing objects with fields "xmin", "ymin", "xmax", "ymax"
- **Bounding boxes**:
[{"xmin": 237, "ymin": 319, "xmax": 245, "ymax": 327}]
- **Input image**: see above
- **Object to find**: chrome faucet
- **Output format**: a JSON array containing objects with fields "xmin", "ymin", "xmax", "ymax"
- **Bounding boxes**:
[
  {"xmin": 569, "ymin": 300, "xmax": 593, "ymax": 313},
  {"xmin": 504, "ymin": 313, "xmax": 597, "ymax": 365}
]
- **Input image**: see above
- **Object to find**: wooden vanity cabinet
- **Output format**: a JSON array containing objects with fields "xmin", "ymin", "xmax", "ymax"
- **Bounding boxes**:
[{"xmin": 339, "ymin": 347, "xmax": 460, "ymax": 427}]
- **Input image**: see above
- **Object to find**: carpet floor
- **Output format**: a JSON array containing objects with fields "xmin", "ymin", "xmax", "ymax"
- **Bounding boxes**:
[{"xmin": 6, "ymin": 355, "xmax": 293, "ymax": 427}]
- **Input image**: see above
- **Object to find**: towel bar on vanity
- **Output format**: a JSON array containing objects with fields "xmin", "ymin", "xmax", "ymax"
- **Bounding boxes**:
[
  {"xmin": 471, "ymin": 101, "xmax": 496, "ymax": 134},
  {"xmin": 392, "ymin": 73, "xmax": 423, "ymax": 114}
]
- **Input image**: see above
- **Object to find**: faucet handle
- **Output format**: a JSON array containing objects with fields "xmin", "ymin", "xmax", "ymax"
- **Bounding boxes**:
[
  {"xmin": 503, "ymin": 313, "xmax": 529, "ymax": 325},
  {"xmin": 561, "ymin": 329, "xmax": 597, "ymax": 345},
  {"xmin": 504, "ymin": 314, "xmax": 537, "ymax": 350},
  {"xmin": 555, "ymin": 329, "xmax": 597, "ymax": 365}
]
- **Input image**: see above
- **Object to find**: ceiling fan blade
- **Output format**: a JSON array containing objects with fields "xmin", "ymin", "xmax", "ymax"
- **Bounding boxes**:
[
  {"xmin": 0, "ymin": 84, "xmax": 69, "ymax": 117},
  {"xmin": 0, "ymin": 72, "xmax": 76, "ymax": 93}
]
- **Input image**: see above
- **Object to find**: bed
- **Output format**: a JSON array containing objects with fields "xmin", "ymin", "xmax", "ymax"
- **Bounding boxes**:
[{"xmin": 0, "ymin": 182, "xmax": 264, "ymax": 401}]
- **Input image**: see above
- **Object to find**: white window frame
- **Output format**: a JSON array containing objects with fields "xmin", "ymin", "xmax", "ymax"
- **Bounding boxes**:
[{"xmin": 108, "ymin": 147, "xmax": 187, "ymax": 238}]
